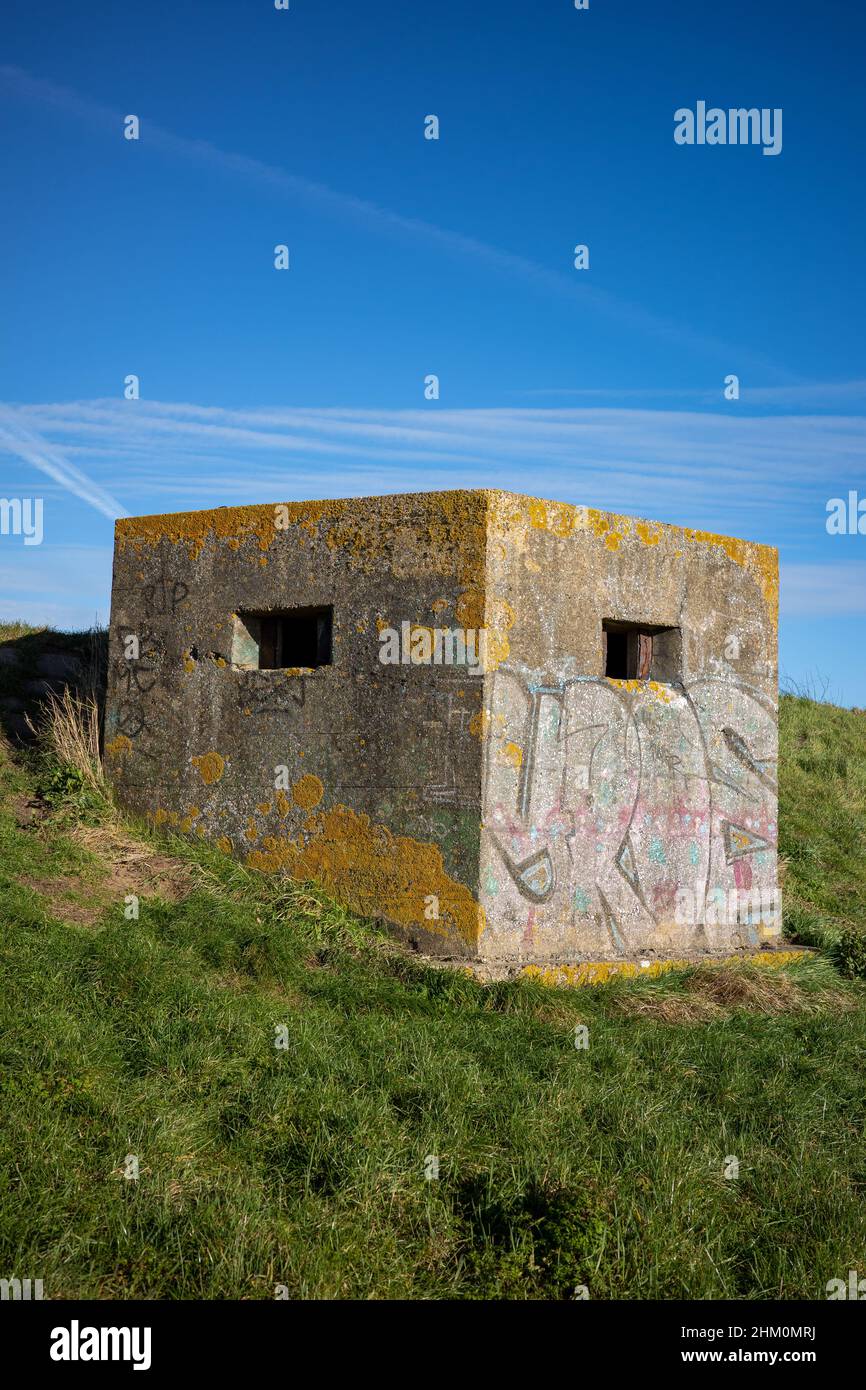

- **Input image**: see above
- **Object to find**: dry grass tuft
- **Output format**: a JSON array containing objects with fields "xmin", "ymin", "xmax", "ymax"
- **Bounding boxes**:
[
  {"xmin": 28, "ymin": 687, "xmax": 105, "ymax": 794},
  {"xmin": 284, "ymin": 888, "xmax": 328, "ymax": 920},
  {"xmin": 72, "ymin": 821, "xmax": 151, "ymax": 867},
  {"xmin": 611, "ymin": 961, "xmax": 859, "ymax": 1025},
  {"xmin": 811, "ymin": 987, "xmax": 861, "ymax": 1014},
  {"xmin": 611, "ymin": 990, "xmax": 724, "ymax": 1025},
  {"xmin": 684, "ymin": 963, "xmax": 804, "ymax": 1014}
]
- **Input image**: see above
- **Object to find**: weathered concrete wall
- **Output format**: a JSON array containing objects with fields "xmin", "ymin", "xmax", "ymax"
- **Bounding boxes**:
[
  {"xmin": 105, "ymin": 492, "xmax": 489, "ymax": 957},
  {"xmin": 106, "ymin": 488, "xmax": 779, "ymax": 965},
  {"xmin": 477, "ymin": 492, "xmax": 779, "ymax": 962}
]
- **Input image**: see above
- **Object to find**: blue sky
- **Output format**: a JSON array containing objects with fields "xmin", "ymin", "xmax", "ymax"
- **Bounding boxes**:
[{"xmin": 1, "ymin": 0, "xmax": 865, "ymax": 703}]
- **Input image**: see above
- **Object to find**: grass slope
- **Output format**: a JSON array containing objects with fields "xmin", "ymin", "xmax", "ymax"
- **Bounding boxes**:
[
  {"xmin": 780, "ymin": 694, "xmax": 866, "ymax": 975},
  {"xmin": 1, "ymin": 626, "xmax": 865, "ymax": 1299}
]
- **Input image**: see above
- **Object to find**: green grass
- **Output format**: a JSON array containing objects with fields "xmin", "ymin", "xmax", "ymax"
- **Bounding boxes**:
[
  {"xmin": 779, "ymin": 693, "xmax": 866, "ymax": 972},
  {"xmin": 1, "ymin": 634, "xmax": 865, "ymax": 1299},
  {"xmin": 0, "ymin": 620, "xmax": 45, "ymax": 642}
]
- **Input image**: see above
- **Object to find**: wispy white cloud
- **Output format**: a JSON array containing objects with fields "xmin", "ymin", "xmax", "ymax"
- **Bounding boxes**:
[
  {"xmin": 720, "ymin": 380, "xmax": 866, "ymax": 407},
  {"xmin": 0, "ymin": 63, "xmax": 797, "ymax": 380},
  {"xmin": 4, "ymin": 396, "xmax": 864, "ymax": 545},
  {"xmin": 2, "ymin": 402, "xmax": 864, "ymax": 683},
  {"xmin": 0, "ymin": 407, "xmax": 126, "ymax": 520},
  {"xmin": 519, "ymin": 380, "xmax": 866, "ymax": 407}
]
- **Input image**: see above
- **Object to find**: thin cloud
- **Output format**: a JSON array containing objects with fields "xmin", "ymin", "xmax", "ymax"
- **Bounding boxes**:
[
  {"xmin": 5, "ymin": 397, "xmax": 865, "ymax": 543},
  {"xmin": 0, "ymin": 408, "xmax": 126, "ymax": 520},
  {"xmin": 0, "ymin": 63, "xmax": 797, "ymax": 380},
  {"xmin": 518, "ymin": 380, "xmax": 866, "ymax": 407}
]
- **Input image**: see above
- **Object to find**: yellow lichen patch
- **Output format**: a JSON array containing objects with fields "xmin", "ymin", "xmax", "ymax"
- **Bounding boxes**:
[
  {"xmin": 604, "ymin": 679, "xmax": 675, "ymax": 704},
  {"xmin": 244, "ymin": 819, "xmax": 259, "ymax": 843},
  {"xmin": 586, "ymin": 508, "xmax": 612, "ymax": 540},
  {"xmin": 497, "ymin": 495, "xmax": 586, "ymax": 549},
  {"xmin": 455, "ymin": 590, "xmax": 485, "ymax": 629},
  {"xmin": 257, "ymin": 802, "xmax": 272, "ymax": 815},
  {"xmin": 105, "ymin": 734, "xmax": 133, "ymax": 761},
  {"xmin": 472, "ymin": 594, "xmax": 514, "ymax": 673},
  {"xmin": 292, "ymin": 774, "xmax": 324, "ymax": 810},
  {"xmin": 117, "ymin": 492, "xmax": 486, "ymax": 579},
  {"xmin": 483, "ymin": 632, "xmax": 508, "ymax": 670},
  {"xmin": 117, "ymin": 499, "xmax": 490, "ymax": 669},
  {"xmin": 488, "ymin": 596, "xmax": 515, "ymax": 631},
  {"xmin": 684, "ymin": 528, "xmax": 779, "ymax": 626},
  {"xmin": 180, "ymin": 806, "xmax": 202, "ymax": 833},
  {"xmin": 636, "ymin": 520, "xmax": 662, "ymax": 546},
  {"xmin": 182, "ymin": 651, "xmax": 196, "ymax": 674},
  {"xmin": 121, "ymin": 493, "xmax": 774, "ymax": 630},
  {"xmin": 191, "ymin": 751, "xmax": 225, "ymax": 785},
  {"xmin": 214, "ymin": 656, "xmax": 227, "ymax": 668},
  {"xmin": 523, "ymin": 959, "xmax": 689, "ymax": 987},
  {"xmin": 116, "ymin": 501, "xmax": 302, "ymax": 560},
  {"xmin": 645, "ymin": 681, "xmax": 674, "ymax": 704},
  {"xmin": 217, "ymin": 836, "xmax": 232, "ymax": 854},
  {"xmin": 275, "ymin": 790, "xmax": 291, "ymax": 818},
  {"xmin": 246, "ymin": 803, "xmax": 484, "ymax": 950},
  {"xmin": 548, "ymin": 503, "xmax": 576, "ymax": 538},
  {"xmin": 486, "ymin": 492, "xmax": 777, "ymax": 630},
  {"xmin": 469, "ymin": 709, "xmax": 490, "ymax": 739},
  {"xmin": 605, "ymin": 677, "xmax": 638, "ymax": 692},
  {"xmin": 152, "ymin": 808, "xmax": 179, "ymax": 829},
  {"xmin": 501, "ymin": 742, "xmax": 523, "ymax": 769},
  {"xmin": 522, "ymin": 950, "xmax": 808, "ymax": 988}
]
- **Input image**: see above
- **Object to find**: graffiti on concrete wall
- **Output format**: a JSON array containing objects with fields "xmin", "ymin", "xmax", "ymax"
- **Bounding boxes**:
[{"xmin": 481, "ymin": 670, "xmax": 778, "ymax": 954}]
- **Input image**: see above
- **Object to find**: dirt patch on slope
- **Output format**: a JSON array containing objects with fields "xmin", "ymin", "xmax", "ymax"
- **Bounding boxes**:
[
  {"xmin": 70, "ymin": 823, "xmax": 194, "ymax": 902},
  {"xmin": 16, "ymin": 823, "xmax": 195, "ymax": 928}
]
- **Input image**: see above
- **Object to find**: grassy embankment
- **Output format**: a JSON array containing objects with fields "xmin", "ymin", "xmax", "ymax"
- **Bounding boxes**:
[{"xmin": 1, "ymin": 622, "xmax": 864, "ymax": 1298}]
